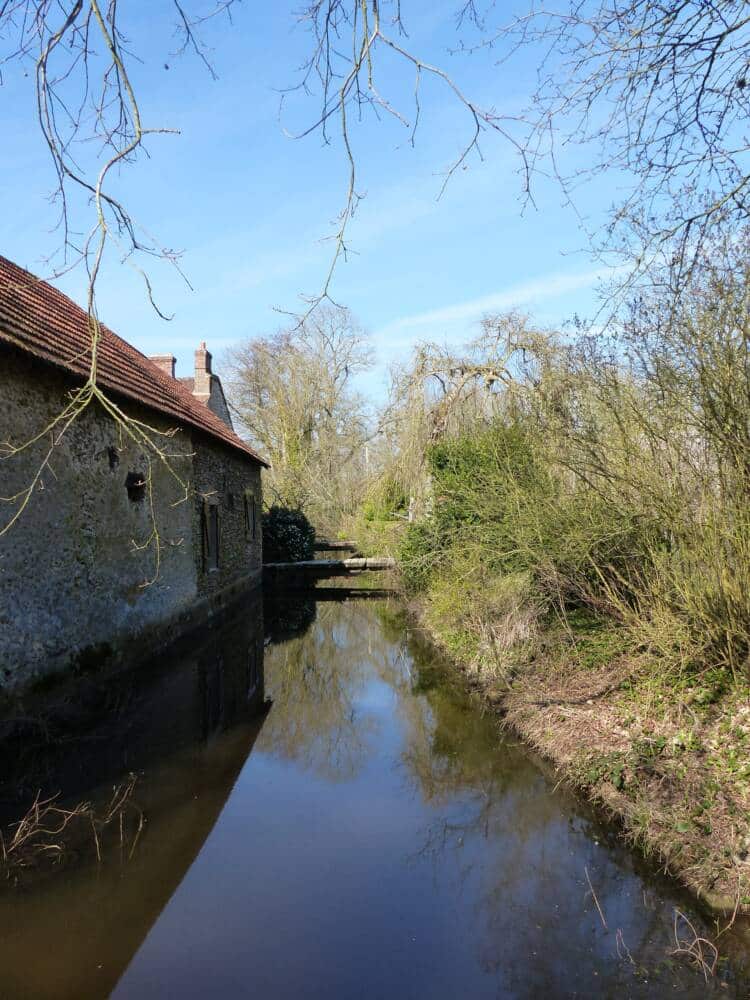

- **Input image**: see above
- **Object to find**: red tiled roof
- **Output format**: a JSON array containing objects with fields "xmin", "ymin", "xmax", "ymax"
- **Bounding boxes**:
[{"xmin": 0, "ymin": 256, "xmax": 268, "ymax": 466}]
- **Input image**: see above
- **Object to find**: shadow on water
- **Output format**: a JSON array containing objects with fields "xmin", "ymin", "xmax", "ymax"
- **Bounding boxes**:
[
  {"xmin": 0, "ymin": 589, "xmax": 270, "ymax": 1000},
  {"xmin": 0, "ymin": 584, "xmax": 747, "ymax": 999}
]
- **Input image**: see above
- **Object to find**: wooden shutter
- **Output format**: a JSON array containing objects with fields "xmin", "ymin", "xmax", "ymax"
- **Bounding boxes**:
[
  {"xmin": 201, "ymin": 499, "xmax": 210, "ymax": 571},
  {"xmin": 214, "ymin": 505, "xmax": 221, "ymax": 568}
]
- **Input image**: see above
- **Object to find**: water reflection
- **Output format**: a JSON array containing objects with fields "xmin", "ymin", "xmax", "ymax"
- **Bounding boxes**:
[
  {"xmin": 0, "ymin": 592, "xmax": 268, "ymax": 1000},
  {"xmin": 261, "ymin": 592, "xmax": 383, "ymax": 781},
  {"xmin": 254, "ymin": 596, "xmax": 750, "ymax": 998},
  {"xmin": 0, "ymin": 589, "xmax": 747, "ymax": 999},
  {"xmin": 0, "ymin": 589, "xmax": 267, "ymax": 816}
]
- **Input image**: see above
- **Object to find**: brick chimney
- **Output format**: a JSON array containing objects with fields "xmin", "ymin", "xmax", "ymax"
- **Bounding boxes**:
[
  {"xmin": 150, "ymin": 354, "xmax": 176, "ymax": 378},
  {"xmin": 182, "ymin": 341, "xmax": 234, "ymax": 429},
  {"xmin": 194, "ymin": 341, "xmax": 212, "ymax": 400}
]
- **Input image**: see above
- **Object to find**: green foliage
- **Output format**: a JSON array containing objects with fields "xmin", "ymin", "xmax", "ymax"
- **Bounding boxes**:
[
  {"xmin": 361, "ymin": 476, "xmax": 407, "ymax": 522},
  {"xmin": 262, "ymin": 506, "xmax": 315, "ymax": 563},
  {"xmin": 562, "ymin": 612, "xmax": 628, "ymax": 671},
  {"xmin": 419, "ymin": 567, "xmax": 540, "ymax": 682},
  {"xmin": 399, "ymin": 519, "xmax": 442, "ymax": 593},
  {"xmin": 400, "ymin": 420, "xmax": 647, "ymax": 613},
  {"xmin": 580, "ymin": 751, "xmax": 628, "ymax": 791},
  {"xmin": 397, "ymin": 248, "xmax": 750, "ymax": 685}
]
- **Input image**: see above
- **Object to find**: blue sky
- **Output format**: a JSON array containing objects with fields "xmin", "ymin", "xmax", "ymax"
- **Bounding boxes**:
[{"xmin": 0, "ymin": 3, "xmax": 618, "ymax": 399}]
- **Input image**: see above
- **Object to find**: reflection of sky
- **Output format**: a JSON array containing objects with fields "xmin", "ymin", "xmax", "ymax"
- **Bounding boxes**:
[
  {"xmin": 111, "ymin": 600, "xmax": 745, "ymax": 999},
  {"xmin": 352, "ymin": 675, "xmax": 399, "ymax": 713}
]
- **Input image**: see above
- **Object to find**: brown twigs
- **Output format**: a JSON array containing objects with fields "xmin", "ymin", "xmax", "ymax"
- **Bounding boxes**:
[
  {"xmin": 0, "ymin": 773, "xmax": 144, "ymax": 876},
  {"xmin": 284, "ymin": 1, "xmax": 529, "ymax": 319},
  {"xmin": 671, "ymin": 908, "xmax": 719, "ymax": 981}
]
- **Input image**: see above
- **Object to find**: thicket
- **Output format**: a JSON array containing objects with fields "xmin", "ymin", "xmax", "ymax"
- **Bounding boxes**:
[
  {"xmin": 399, "ymin": 247, "xmax": 750, "ymax": 685},
  {"xmin": 261, "ymin": 507, "xmax": 315, "ymax": 564}
]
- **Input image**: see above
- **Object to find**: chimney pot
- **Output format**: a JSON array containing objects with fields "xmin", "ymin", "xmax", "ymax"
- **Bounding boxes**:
[{"xmin": 195, "ymin": 343, "xmax": 212, "ymax": 375}]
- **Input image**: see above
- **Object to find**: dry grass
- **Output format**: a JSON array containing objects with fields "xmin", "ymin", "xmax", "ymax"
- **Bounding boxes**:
[
  {"xmin": 415, "ymin": 590, "xmax": 750, "ymax": 918},
  {"xmin": 0, "ymin": 773, "xmax": 143, "ymax": 877},
  {"xmin": 672, "ymin": 908, "xmax": 719, "ymax": 981},
  {"xmin": 497, "ymin": 650, "xmax": 750, "ymax": 916}
]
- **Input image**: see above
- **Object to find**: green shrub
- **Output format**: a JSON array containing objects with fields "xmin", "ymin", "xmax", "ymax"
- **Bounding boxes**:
[
  {"xmin": 400, "ymin": 420, "xmax": 644, "ymax": 610},
  {"xmin": 400, "ymin": 518, "xmax": 442, "ymax": 592},
  {"xmin": 262, "ymin": 506, "xmax": 315, "ymax": 563},
  {"xmin": 391, "ymin": 246, "xmax": 750, "ymax": 685},
  {"xmin": 361, "ymin": 476, "xmax": 408, "ymax": 522}
]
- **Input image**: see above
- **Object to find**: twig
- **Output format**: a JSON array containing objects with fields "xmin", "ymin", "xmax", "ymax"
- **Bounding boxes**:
[
  {"xmin": 585, "ymin": 865, "xmax": 608, "ymax": 930},
  {"xmin": 615, "ymin": 928, "xmax": 635, "ymax": 966}
]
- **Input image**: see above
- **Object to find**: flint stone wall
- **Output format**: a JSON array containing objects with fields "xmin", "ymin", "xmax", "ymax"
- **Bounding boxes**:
[{"xmin": 0, "ymin": 346, "xmax": 262, "ymax": 690}]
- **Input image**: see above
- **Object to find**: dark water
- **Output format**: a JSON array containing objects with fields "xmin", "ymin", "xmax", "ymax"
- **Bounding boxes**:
[{"xmin": 0, "ymin": 586, "xmax": 748, "ymax": 999}]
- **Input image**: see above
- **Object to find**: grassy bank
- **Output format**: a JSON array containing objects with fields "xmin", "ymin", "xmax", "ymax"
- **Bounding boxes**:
[
  {"xmin": 395, "ymin": 408, "xmax": 750, "ymax": 913},
  {"xmin": 350, "ymin": 260, "xmax": 750, "ymax": 915},
  {"xmin": 412, "ymin": 590, "xmax": 750, "ymax": 916}
]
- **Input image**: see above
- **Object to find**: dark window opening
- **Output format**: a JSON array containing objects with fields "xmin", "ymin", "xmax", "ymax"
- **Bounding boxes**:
[
  {"xmin": 226, "ymin": 492, "xmax": 235, "ymax": 512},
  {"xmin": 107, "ymin": 446, "xmax": 120, "ymax": 470},
  {"xmin": 244, "ymin": 492, "xmax": 257, "ymax": 540},
  {"xmin": 202, "ymin": 502, "xmax": 220, "ymax": 571},
  {"xmin": 125, "ymin": 471, "xmax": 146, "ymax": 502}
]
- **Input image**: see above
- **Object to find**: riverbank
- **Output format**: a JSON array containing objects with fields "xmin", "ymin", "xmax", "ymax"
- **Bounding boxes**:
[{"xmin": 409, "ymin": 595, "xmax": 750, "ymax": 920}]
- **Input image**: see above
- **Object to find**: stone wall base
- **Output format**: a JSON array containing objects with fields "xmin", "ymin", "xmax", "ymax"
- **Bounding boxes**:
[{"xmin": 1, "ymin": 569, "xmax": 263, "ymax": 706}]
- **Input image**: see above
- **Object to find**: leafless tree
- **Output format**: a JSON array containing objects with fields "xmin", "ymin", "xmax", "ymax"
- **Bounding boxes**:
[
  {"xmin": 223, "ymin": 305, "xmax": 374, "ymax": 531},
  {"xmin": 455, "ymin": 1, "xmax": 750, "ymax": 293},
  {"xmin": 377, "ymin": 312, "xmax": 542, "ymax": 514},
  {"xmin": 3, "ymin": 2, "xmax": 748, "ymax": 545}
]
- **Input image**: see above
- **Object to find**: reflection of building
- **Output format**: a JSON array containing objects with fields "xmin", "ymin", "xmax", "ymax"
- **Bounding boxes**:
[
  {"xmin": 0, "ymin": 591, "xmax": 268, "ymax": 1000},
  {"xmin": 0, "ymin": 588, "xmax": 267, "ymax": 811},
  {"xmin": 0, "ymin": 256, "xmax": 268, "ymax": 689}
]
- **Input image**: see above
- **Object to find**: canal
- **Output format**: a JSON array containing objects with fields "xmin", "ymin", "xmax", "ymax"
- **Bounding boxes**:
[{"xmin": 0, "ymin": 586, "xmax": 748, "ymax": 998}]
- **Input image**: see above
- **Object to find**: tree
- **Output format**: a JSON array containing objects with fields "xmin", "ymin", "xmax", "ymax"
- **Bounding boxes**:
[
  {"xmin": 458, "ymin": 1, "xmax": 750, "ymax": 291},
  {"xmin": 223, "ymin": 305, "xmax": 373, "ymax": 532},
  {"xmin": 373, "ymin": 312, "xmax": 538, "ymax": 520},
  {"xmin": 3, "ymin": 2, "xmax": 748, "ymax": 308},
  {"xmin": 3, "ymin": 1, "xmax": 749, "ymax": 546}
]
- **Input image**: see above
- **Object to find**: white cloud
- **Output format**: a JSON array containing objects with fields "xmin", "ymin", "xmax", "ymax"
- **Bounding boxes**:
[{"xmin": 374, "ymin": 267, "xmax": 611, "ymax": 344}]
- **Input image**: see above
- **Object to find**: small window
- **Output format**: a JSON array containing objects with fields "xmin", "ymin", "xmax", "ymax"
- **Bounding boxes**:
[
  {"xmin": 202, "ymin": 501, "xmax": 220, "ymax": 571},
  {"xmin": 226, "ymin": 492, "xmax": 235, "ymax": 512},
  {"xmin": 125, "ymin": 471, "xmax": 146, "ymax": 502},
  {"xmin": 244, "ymin": 491, "xmax": 257, "ymax": 540}
]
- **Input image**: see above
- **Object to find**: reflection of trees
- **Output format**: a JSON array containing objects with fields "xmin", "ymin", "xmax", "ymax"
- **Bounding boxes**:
[
  {"xmin": 259, "ymin": 600, "xmax": 383, "ymax": 781},
  {"xmin": 258, "ymin": 595, "xmax": 746, "ymax": 995},
  {"xmin": 392, "ymin": 625, "xmax": 739, "ymax": 998},
  {"xmin": 263, "ymin": 592, "xmax": 317, "ymax": 644}
]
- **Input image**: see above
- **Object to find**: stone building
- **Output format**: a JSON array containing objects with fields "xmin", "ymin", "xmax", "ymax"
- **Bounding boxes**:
[{"xmin": 0, "ymin": 255, "xmax": 268, "ymax": 689}]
